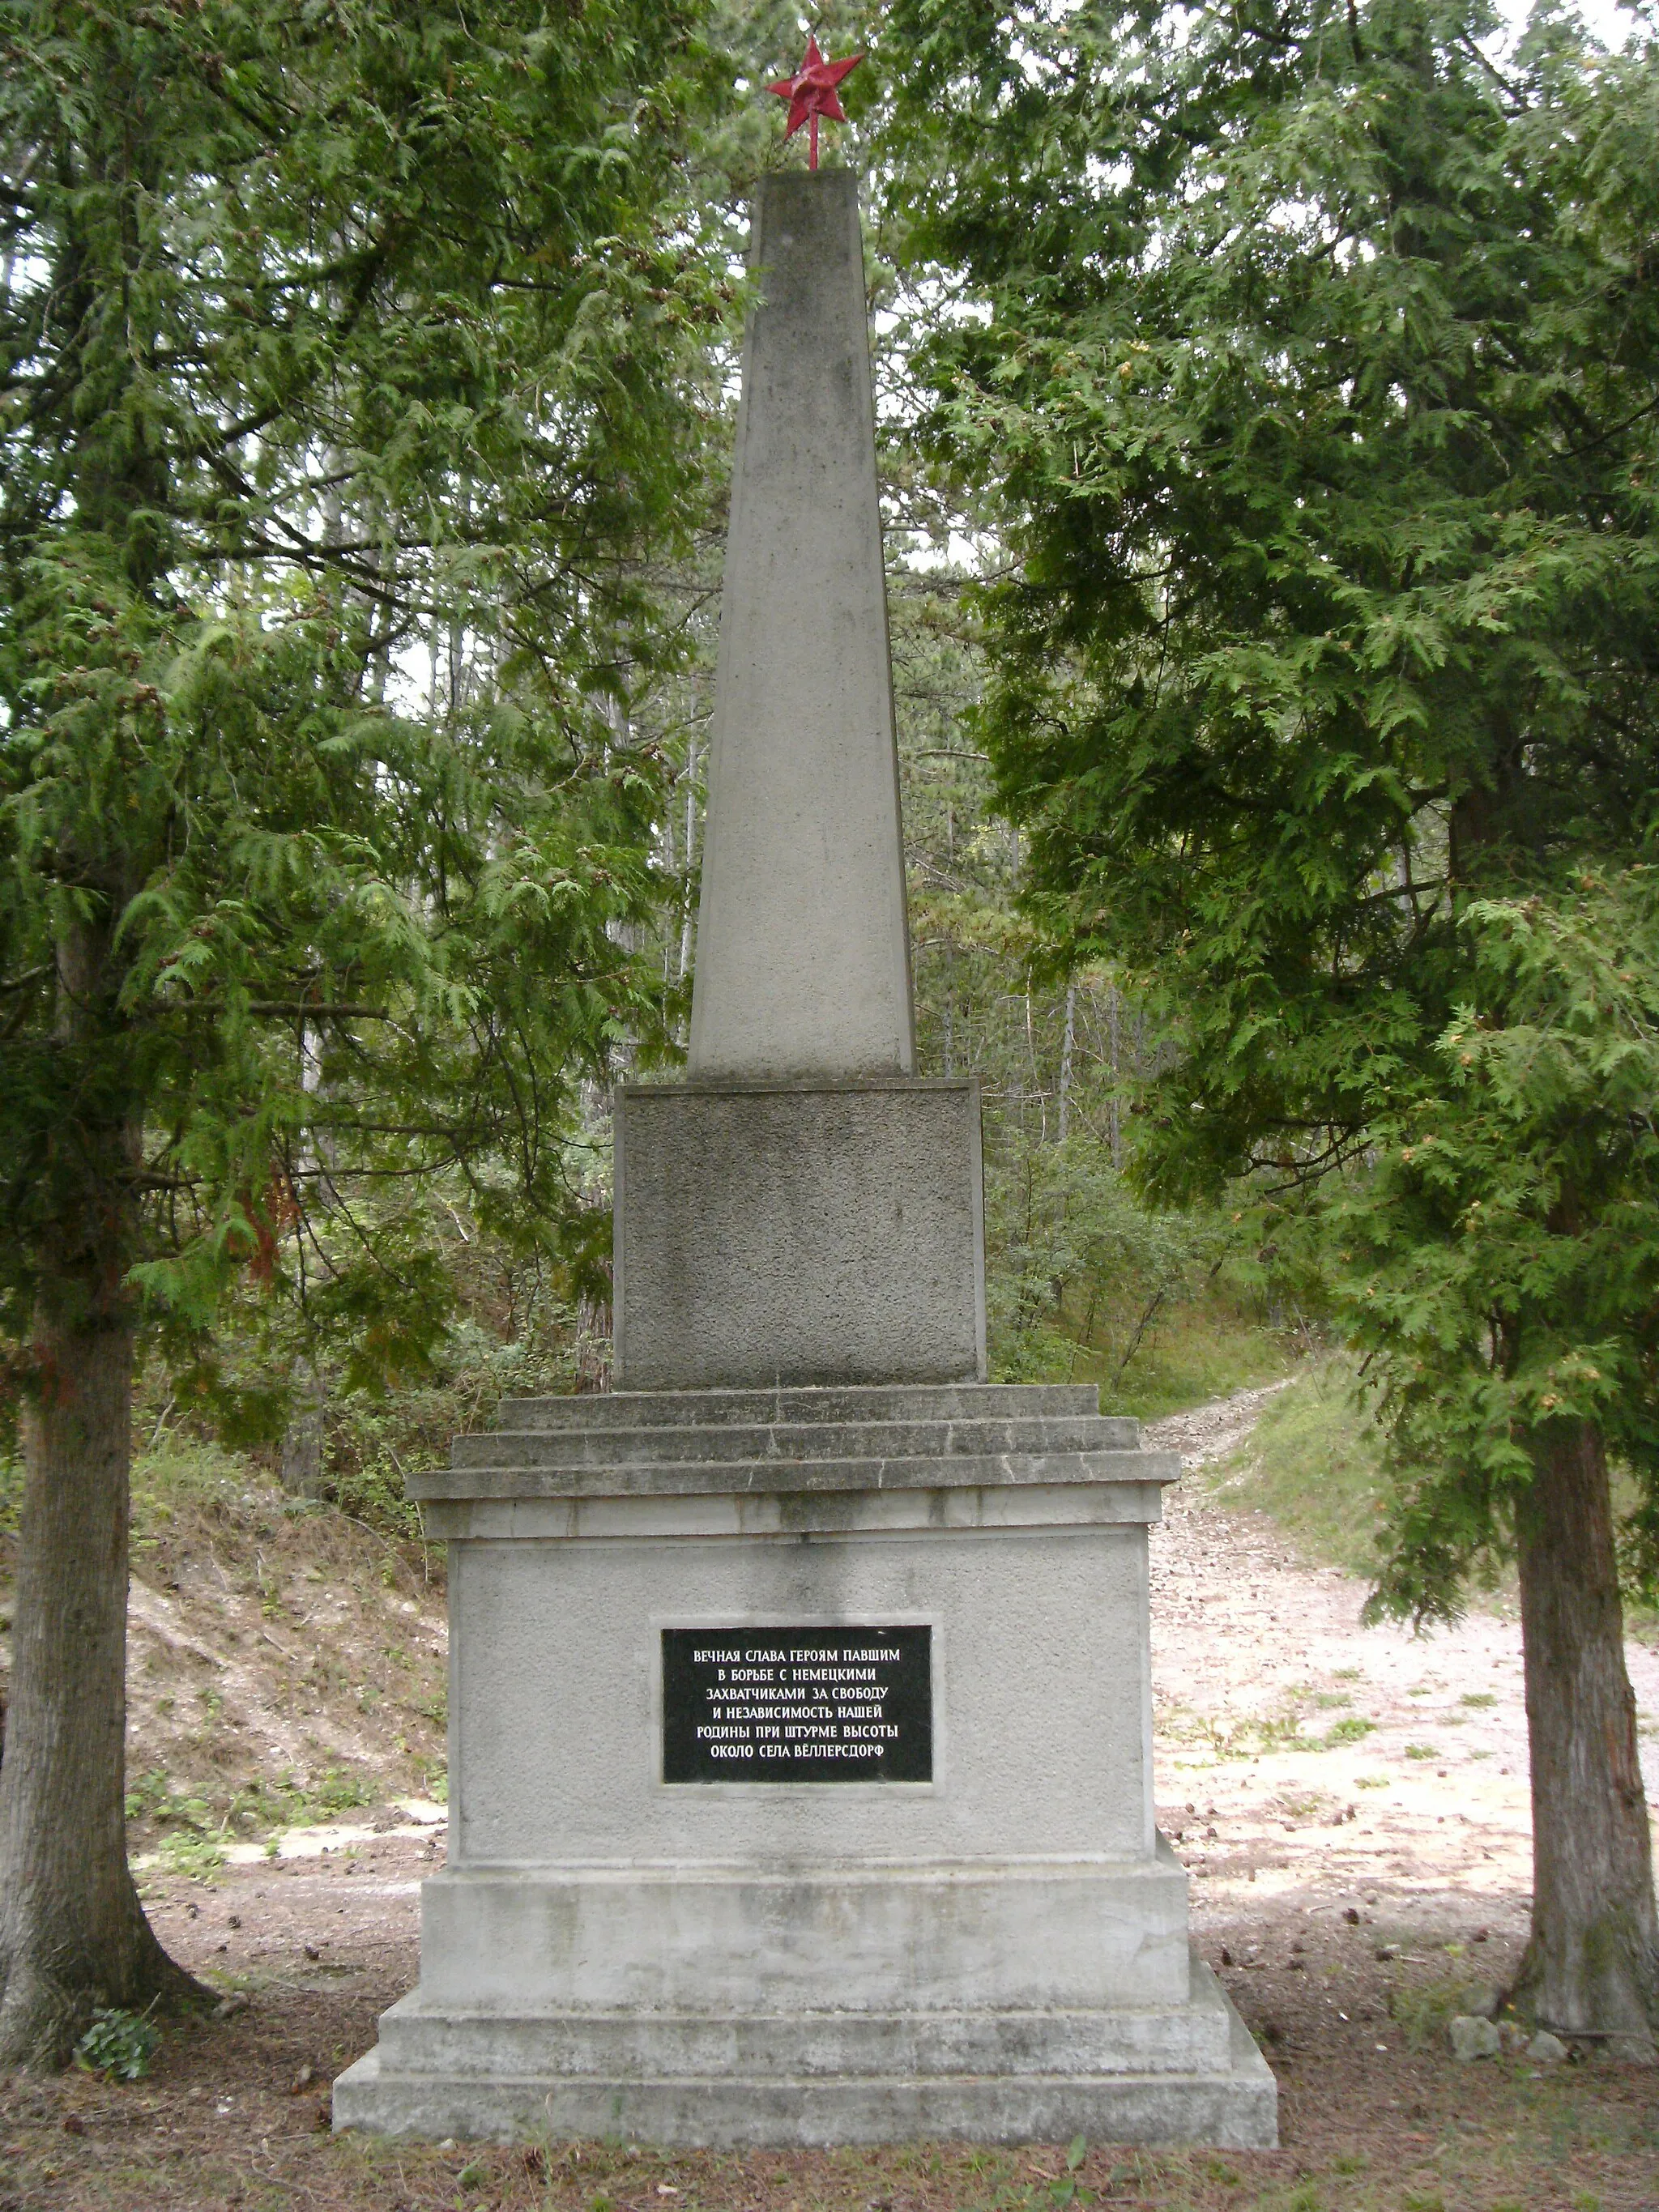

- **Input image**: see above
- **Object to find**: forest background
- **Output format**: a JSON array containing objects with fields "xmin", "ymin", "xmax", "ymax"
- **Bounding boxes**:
[
  {"xmin": 58, "ymin": 0, "xmax": 1286, "ymax": 1541},
  {"xmin": 2, "ymin": 0, "xmax": 1657, "ymax": 2071}
]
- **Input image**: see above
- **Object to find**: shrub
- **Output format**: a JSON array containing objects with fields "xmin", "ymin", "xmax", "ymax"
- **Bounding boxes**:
[{"xmin": 75, "ymin": 2006, "xmax": 158, "ymax": 2081}]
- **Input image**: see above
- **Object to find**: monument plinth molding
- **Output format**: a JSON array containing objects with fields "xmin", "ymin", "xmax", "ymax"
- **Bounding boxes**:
[{"xmin": 335, "ymin": 168, "xmax": 1276, "ymax": 2151}]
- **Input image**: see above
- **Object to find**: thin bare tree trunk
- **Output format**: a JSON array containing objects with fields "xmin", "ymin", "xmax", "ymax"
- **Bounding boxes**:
[
  {"xmin": 678, "ymin": 729, "xmax": 699, "ymax": 989},
  {"xmin": 1107, "ymin": 983, "xmax": 1121, "ymax": 1171},
  {"xmin": 1058, "ymin": 982, "xmax": 1075, "ymax": 1145},
  {"xmin": 1512, "ymin": 1418, "xmax": 1658, "ymax": 2055}
]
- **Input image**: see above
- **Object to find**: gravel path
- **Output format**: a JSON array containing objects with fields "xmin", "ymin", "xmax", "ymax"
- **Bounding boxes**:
[{"xmin": 1145, "ymin": 1384, "xmax": 1659, "ymax": 1940}]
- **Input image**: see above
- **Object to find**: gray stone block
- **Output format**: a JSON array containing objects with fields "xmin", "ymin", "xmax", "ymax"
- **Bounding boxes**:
[
  {"xmin": 446, "ymin": 1414, "xmax": 1135, "ymax": 1472},
  {"xmin": 613, "ymin": 1080, "xmax": 986, "ymax": 1390},
  {"xmin": 1449, "ymin": 2014, "xmax": 1502, "ymax": 2061},
  {"xmin": 369, "ymin": 1980, "xmax": 1234, "ymax": 2078},
  {"xmin": 410, "ymin": 1857, "xmax": 1195, "ymax": 2014},
  {"xmin": 337, "ymin": 1380, "xmax": 1274, "ymax": 2149}
]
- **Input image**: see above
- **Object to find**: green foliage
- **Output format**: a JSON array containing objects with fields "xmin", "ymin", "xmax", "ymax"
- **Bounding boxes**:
[
  {"xmin": 0, "ymin": 1447, "xmax": 19, "ymax": 1547},
  {"xmin": 130, "ymin": 1435, "xmax": 256, "ymax": 1524},
  {"xmin": 0, "ymin": 0, "xmax": 736, "ymax": 1419},
  {"xmin": 1087, "ymin": 1295, "xmax": 1292, "ymax": 1418},
  {"xmin": 886, "ymin": 557, "xmax": 1284, "ymax": 1404},
  {"xmin": 1158, "ymin": 1686, "xmax": 1360, "ymax": 1760},
  {"xmin": 878, "ymin": 0, "xmax": 1659, "ymax": 1608},
  {"xmin": 1324, "ymin": 1716, "xmax": 1376, "ymax": 1745},
  {"xmin": 128, "ymin": 1759, "xmax": 379, "ymax": 1861},
  {"xmin": 983, "ymin": 1127, "xmax": 1229, "ymax": 1382},
  {"xmin": 123, "ymin": 1770, "xmax": 209, "ymax": 1829},
  {"xmin": 319, "ymin": 1312, "xmax": 582, "ymax": 1540},
  {"xmin": 1044, "ymin": 2136, "xmax": 1094, "ymax": 2210},
  {"xmin": 73, "ymin": 2005, "xmax": 158, "ymax": 2082},
  {"xmin": 152, "ymin": 1829, "xmax": 228, "ymax": 1884},
  {"xmin": 1333, "ymin": 872, "xmax": 1659, "ymax": 1617}
]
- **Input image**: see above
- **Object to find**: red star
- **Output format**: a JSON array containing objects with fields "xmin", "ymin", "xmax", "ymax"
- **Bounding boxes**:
[{"xmin": 767, "ymin": 36, "xmax": 864, "ymax": 171}]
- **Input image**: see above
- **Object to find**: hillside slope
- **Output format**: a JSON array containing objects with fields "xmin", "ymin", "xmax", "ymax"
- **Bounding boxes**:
[{"xmin": 1, "ymin": 1438, "xmax": 448, "ymax": 1867}]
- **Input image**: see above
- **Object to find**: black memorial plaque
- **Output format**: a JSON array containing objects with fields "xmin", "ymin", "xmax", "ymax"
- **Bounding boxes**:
[{"xmin": 661, "ymin": 1626, "xmax": 932, "ymax": 1783}]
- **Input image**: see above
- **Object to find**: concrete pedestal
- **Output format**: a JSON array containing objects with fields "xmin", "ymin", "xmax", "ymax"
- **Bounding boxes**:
[
  {"xmin": 334, "ymin": 1387, "xmax": 1276, "ymax": 2146},
  {"xmin": 613, "ymin": 1080, "xmax": 987, "ymax": 1389}
]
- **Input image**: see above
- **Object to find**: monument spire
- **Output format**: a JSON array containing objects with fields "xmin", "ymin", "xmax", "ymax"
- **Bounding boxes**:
[{"xmin": 687, "ymin": 166, "xmax": 913, "ymax": 1080}]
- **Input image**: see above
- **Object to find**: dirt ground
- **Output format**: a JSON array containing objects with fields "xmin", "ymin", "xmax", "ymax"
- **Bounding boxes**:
[
  {"xmin": 1147, "ymin": 1385, "xmax": 1659, "ymax": 1935},
  {"xmin": 3, "ymin": 1388, "xmax": 1657, "ymax": 2211}
]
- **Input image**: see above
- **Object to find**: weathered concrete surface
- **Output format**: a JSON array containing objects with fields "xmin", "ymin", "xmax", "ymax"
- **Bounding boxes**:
[
  {"xmin": 613, "ymin": 1080, "xmax": 985, "ymax": 1390},
  {"xmin": 335, "ymin": 1955, "xmax": 1277, "ymax": 2149},
  {"xmin": 484, "ymin": 1383, "xmax": 1125, "ymax": 1429},
  {"xmin": 412, "ymin": 1855, "xmax": 1195, "ymax": 2014},
  {"xmin": 441, "ymin": 1516, "xmax": 1158, "ymax": 1869},
  {"xmin": 335, "ymin": 1384, "xmax": 1276, "ymax": 2148},
  {"xmin": 335, "ymin": 165, "xmax": 1278, "ymax": 2153},
  {"xmin": 687, "ymin": 169, "xmax": 914, "ymax": 1080}
]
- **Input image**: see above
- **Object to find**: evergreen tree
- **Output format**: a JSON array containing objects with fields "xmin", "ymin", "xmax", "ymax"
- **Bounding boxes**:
[
  {"xmin": 0, "ymin": 0, "xmax": 726, "ymax": 2063},
  {"xmin": 882, "ymin": 0, "xmax": 1659, "ymax": 2042}
]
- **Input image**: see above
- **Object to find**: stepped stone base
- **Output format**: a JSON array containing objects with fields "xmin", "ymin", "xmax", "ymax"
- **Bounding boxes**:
[
  {"xmin": 336, "ymin": 1381, "xmax": 1277, "ymax": 2151},
  {"xmin": 333, "ymin": 1952, "xmax": 1275, "ymax": 2149}
]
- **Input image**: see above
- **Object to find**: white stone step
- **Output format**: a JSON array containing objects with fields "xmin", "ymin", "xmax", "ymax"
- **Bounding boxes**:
[
  {"xmin": 450, "ymin": 1414, "xmax": 1138, "ymax": 1471},
  {"xmin": 493, "ymin": 1383, "xmax": 1107, "ymax": 1430},
  {"xmin": 413, "ymin": 1447, "xmax": 1175, "ymax": 1502},
  {"xmin": 333, "ymin": 1964, "xmax": 1277, "ymax": 2147},
  {"xmin": 373, "ymin": 1990, "xmax": 1233, "ymax": 2079}
]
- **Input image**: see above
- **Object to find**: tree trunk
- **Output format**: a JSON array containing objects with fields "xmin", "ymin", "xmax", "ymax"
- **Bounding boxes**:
[
  {"xmin": 1512, "ymin": 1418, "xmax": 1659, "ymax": 2054},
  {"xmin": 0, "ymin": 1295, "xmax": 204, "ymax": 2067},
  {"xmin": 279, "ymin": 1357, "xmax": 327, "ymax": 1500},
  {"xmin": 0, "ymin": 909, "xmax": 204, "ymax": 2067}
]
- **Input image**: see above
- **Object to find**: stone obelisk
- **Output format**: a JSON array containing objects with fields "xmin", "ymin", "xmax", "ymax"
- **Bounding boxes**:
[
  {"xmin": 612, "ymin": 173, "xmax": 985, "ymax": 1392},
  {"xmin": 334, "ymin": 168, "xmax": 1275, "ymax": 2154},
  {"xmin": 689, "ymin": 169, "xmax": 913, "ymax": 1081}
]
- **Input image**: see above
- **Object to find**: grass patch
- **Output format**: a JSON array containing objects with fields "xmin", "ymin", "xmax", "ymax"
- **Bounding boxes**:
[
  {"xmin": 151, "ymin": 1829, "xmax": 228, "ymax": 1883},
  {"xmin": 1017, "ymin": 1290, "xmax": 1292, "ymax": 1418},
  {"xmin": 1387, "ymin": 1972, "xmax": 1495, "ymax": 2054},
  {"xmin": 127, "ymin": 1761, "xmax": 380, "ymax": 1873},
  {"xmin": 1208, "ymin": 1354, "xmax": 1388, "ymax": 1574},
  {"xmin": 1324, "ymin": 1715, "xmax": 1376, "ymax": 1745},
  {"xmin": 1091, "ymin": 1296, "xmax": 1294, "ymax": 1419},
  {"xmin": 130, "ymin": 1762, "xmax": 375, "ymax": 1836},
  {"xmin": 1158, "ymin": 1687, "xmax": 1380, "ymax": 1763}
]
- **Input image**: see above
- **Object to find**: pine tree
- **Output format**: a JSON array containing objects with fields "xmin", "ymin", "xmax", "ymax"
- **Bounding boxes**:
[
  {"xmin": 0, "ymin": 0, "xmax": 727, "ymax": 2064},
  {"xmin": 882, "ymin": 0, "xmax": 1659, "ymax": 2042}
]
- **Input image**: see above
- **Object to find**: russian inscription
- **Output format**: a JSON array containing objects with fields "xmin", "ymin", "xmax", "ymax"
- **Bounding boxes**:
[{"xmin": 662, "ymin": 1625, "xmax": 932, "ymax": 1783}]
